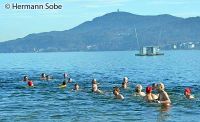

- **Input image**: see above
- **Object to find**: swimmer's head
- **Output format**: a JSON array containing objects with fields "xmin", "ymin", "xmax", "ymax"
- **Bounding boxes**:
[
  {"xmin": 92, "ymin": 79, "xmax": 97, "ymax": 84},
  {"xmin": 113, "ymin": 90, "xmax": 118, "ymax": 95},
  {"xmin": 28, "ymin": 80, "xmax": 33, "ymax": 87},
  {"xmin": 184, "ymin": 88, "xmax": 191, "ymax": 95},
  {"xmin": 123, "ymin": 77, "xmax": 128, "ymax": 83},
  {"xmin": 41, "ymin": 73, "xmax": 46, "ymax": 78},
  {"xmin": 157, "ymin": 82, "xmax": 165, "ymax": 91},
  {"xmin": 146, "ymin": 86, "xmax": 152, "ymax": 94},
  {"xmin": 23, "ymin": 76, "xmax": 28, "ymax": 81},
  {"xmin": 62, "ymin": 80, "xmax": 66, "ymax": 85},
  {"xmin": 152, "ymin": 83, "xmax": 158, "ymax": 90},
  {"xmin": 68, "ymin": 78, "xmax": 72, "ymax": 82},
  {"xmin": 74, "ymin": 83, "xmax": 79, "ymax": 90},
  {"xmin": 64, "ymin": 73, "xmax": 68, "ymax": 78},
  {"xmin": 135, "ymin": 84, "xmax": 142, "ymax": 92},
  {"xmin": 115, "ymin": 87, "xmax": 120, "ymax": 92},
  {"xmin": 46, "ymin": 75, "xmax": 50, "ymax": 80},
  {"xmin": 113, "ymin": 87, "xmax": 120, "ymax": 95}
]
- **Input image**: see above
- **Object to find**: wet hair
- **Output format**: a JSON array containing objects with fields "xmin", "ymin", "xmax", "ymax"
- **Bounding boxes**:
[
  {"xmin": 64, "ymin": 73, "xmax": 67, "ymax": 77},
  {"xmin": 135, "ymin": 89, "xmax": 140, "ymax": 93},
  {"xmin": 46, "ymin": 75, "xmax": 50, "ymax": 79},
  {"xmin": 23, "ymin": 76, "xmax": 28, "ymax": 81},
  {"xmin": 123, "ymin": 77, "xmax": 128, "ymax": 81},
  {"xmin": 152, "ymin": 83, "xmax": 157, "ymax": 87},
  {"xmin": 123, "ymin": 77, "xmax": 128, "ymax": 84},
  {"xmin": 74, "ymin": 83, "xmax": 78, "ymax": 87},
  {"xmin": 92, "ymin": 79, "xmax": 97, "ymax": 84},
  {"xmin": 113, "ymin": 90, "xmax": 117, "ymax": 95},
  {"xmin": 41, "ymin": 73, "xmax": 45, "ymax": 77},
  {"xmin": 68, "ymin": 78, "xmax": 72, "ymax": 82},
  {"xmin": 152, "ymin": 83, "xmax": 158, "ymax": 90},
  {"xmin": 113, "ymin": 86, "xmax": 120, "ymax": 93},
  {"xmin": 62, "ymin": 81, "xmax": 66, "ymax": 85}
]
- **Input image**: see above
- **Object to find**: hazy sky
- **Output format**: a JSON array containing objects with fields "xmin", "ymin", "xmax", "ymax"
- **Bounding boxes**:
[{"xmin": 0, "ymin": 0, "xmax": 200, "ymax": 42}]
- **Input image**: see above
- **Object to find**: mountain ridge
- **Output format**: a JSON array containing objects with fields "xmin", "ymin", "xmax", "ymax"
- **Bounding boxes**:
[{"xmin": 1, "ymin": 11, "xmax": 200, "ymax": 53}]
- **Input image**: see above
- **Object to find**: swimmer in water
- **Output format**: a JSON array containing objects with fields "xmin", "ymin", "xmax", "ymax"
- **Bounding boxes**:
[
  {"xmin": 59, "ymin": 80, "xmax": 67, "ymax": 88},
  {"xmin": 46, "ymin": 75, "xmax": 53, "ymax": 81},
  {"xmin": 156, "ymin": 83, "xmax": 171, "ymax": 106},
  {"xmin": 184, "ymin": 88, "xmax": 194, "ymax": 99},
  {"xmin": 23, "ymin": 75, "xmax": 29, "ymax": 82},
  {"xmin": 121, "ymin": 77, "xmax": 128, "ymax": 89},
  {"xmin": 113, "ymin": 87, "xmax": 124, "ymax": 99},
  {"xmin": 64, "ymin": 73, "xmax": 68, "ymax": 79},
  {"xmin": 134, "ymin": 84, "xmax": 146, "ymax": 97},
  {"xmin": 152, "ymin": 83, "xmax": 158, "ymax": 91},
  {"xmin": 91, "ymin": 79, "xmax": 103, "ymax": 94},
  {"xmin": 152, "ymin": 83, "xmax": 159, "ymax": 97},
  {"xmin": 123, "ymin": 77, "xmax": 128, "ymax": 84},
  {"xmin": 27, "ymin": 80, "xmax": 34, "ymax": 87},
  {"xmin": 92, "ymin": 79, "xmax": 97, "ymax": 85},
  {"xmin": 73, "ymin": 83, "xmax": 80, "ymax": 91},
  {"xmin": 145, "ymin": 86, "xmax": 158, "ymax": 102},
  {"xmin": 68, "ymin": 78, "xmax": 72, "ymax": 83},
  {"xmin": 41, "ymin": 73, "xmax": 46, "ymax": 80},
  {"xmin": 121, "ymin": 82, "xmax": 128, "ymax": 89}
]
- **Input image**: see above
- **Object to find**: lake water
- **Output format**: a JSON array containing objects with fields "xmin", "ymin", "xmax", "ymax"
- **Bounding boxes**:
[{"xmin": 0, "ymin": 51, "xmax": 200, "ymax": 122}]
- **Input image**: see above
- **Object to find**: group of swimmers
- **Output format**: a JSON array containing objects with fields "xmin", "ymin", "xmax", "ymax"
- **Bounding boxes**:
[
  {"xmin": 115, "ymin": 77, "xmax": 194, "ymax": 102},
  {"xmin": 23, "ymin": 73, "xmax": 78, "ymax": 90},
  {"xmin": 23, "ymin": 73, "xmax": 195, "ymax": 106},
  {"xmin": 112, "ymin": 78, "xmax": 173, "ymax": 107}
]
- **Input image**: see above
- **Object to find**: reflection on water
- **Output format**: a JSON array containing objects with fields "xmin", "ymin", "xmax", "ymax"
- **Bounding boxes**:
[
  {"xmin": 0, "ymin": 51, "xmax": 200, "ymax": 121},
  {"xmin": 157, "ymin": 111, "xmax": 170, "ymax": 122}
]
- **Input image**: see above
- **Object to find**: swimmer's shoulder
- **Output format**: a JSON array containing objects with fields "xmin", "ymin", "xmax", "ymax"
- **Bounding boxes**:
[
  {"xmin": 120, "ymin": 94, "xmax": 124, "ymax": 99},
  {"xmin": 59, "ymin": 85, "xmax": 66, "ymax": 88},
  {"xmin": 141, "ymin": 92, "xmax": 146, "ymax": 97}
]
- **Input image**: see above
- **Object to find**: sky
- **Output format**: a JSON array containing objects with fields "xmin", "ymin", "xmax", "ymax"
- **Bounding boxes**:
[{"xmin": 0, "ymin": 0, "xmax": 200, "ymax": 42}]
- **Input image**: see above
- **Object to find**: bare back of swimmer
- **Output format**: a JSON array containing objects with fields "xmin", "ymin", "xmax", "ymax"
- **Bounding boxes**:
[{"xmin": 156, "ymin": 83, "xmax": 171, "ymax": 106}]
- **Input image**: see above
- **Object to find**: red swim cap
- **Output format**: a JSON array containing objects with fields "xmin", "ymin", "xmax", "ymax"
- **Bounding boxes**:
[
  {"xmin": 28, "ymin": 81, "xmax": 33, "ymax": 86},
  {"xmin": 184, "ymin": 88, "xmax": 191, "ymax": 94},
  {"xmin": 146, "ymin": 86, "xmax": 152, "ymax": 94}
]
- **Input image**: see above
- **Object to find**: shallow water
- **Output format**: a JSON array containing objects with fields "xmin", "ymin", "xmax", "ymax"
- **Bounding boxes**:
[{"xmin": 0, "ymin": 51, "xmax": 200, "ymax": 122}]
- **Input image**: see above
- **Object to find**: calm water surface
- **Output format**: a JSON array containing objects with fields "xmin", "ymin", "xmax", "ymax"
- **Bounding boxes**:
[{"xmin": 0, "ymin": 51, "xmax": 200, "ymax": 122}]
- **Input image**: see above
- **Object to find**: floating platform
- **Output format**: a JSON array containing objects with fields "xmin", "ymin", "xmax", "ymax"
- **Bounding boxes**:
[
  {"xmin": 135, "ymin": 53, "xmax": 164, "ymax": 56},
  {"xmin": 135, "ymin": 46, "xmax": 164, "ymax": 56}
]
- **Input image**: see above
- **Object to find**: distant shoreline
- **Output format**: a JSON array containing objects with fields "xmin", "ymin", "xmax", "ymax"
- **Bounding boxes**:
[{"xmin": 0, "ymin": 50, "xmax": 199, "ymax": 54}]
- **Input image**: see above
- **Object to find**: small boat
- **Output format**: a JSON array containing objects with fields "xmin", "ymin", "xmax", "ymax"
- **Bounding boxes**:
[{"xmin": 135, "ymin": 46, "xmax": 164, "ymax": 56}]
